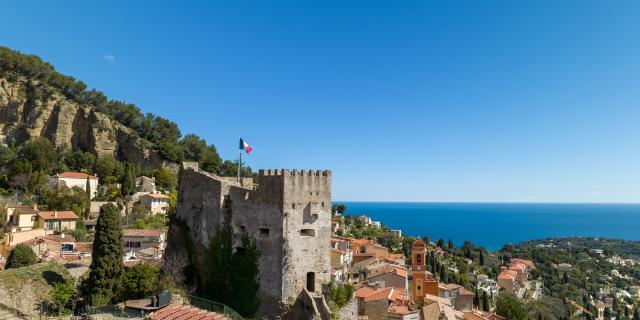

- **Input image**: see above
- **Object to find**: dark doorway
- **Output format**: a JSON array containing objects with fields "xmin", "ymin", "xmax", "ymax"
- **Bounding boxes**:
[{"xmin": 306, "ymin": 272, "xmax": 315, "ymax": 292}]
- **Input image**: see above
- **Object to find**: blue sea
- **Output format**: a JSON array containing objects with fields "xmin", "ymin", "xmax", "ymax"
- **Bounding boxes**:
[{"xmin": 341, "ymin": 202, "xmax": 640, "ymax": 251}]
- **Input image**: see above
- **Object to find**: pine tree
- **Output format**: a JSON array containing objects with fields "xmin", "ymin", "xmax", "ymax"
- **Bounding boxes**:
[{"xmin": 85, "ymin": 204, "xmax": 124, "ymax": 305}]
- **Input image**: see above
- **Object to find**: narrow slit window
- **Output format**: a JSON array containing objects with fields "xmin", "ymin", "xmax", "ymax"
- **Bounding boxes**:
[
  {"xmin": 300, "ymin": 229, "xmax": 316, "ymax": 237},
  {"xmin": 259, "ymin": 228, "xmax": 270, "ymax": 237}
]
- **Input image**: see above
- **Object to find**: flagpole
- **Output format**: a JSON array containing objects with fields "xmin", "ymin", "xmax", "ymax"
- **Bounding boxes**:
[{"xmin": 238, "ymin": 143, "xmax": 242, "ymax": 183}]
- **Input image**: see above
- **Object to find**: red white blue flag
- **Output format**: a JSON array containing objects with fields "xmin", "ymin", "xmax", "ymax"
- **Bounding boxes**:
[{"xmin": 240, "ymin": 138, "xmax": 253, "ymax": 154}]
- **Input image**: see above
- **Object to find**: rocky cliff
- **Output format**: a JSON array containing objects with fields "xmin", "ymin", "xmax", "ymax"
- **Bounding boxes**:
[{"xmin": 0, "ymin": 75, "xmax": 164, "ymax": 166}]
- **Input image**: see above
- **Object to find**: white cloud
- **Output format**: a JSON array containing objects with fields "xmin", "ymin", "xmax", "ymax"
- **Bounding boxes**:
[{"xmin": 103, "ymin": 54, "xmax": 115, "ymax": 63}]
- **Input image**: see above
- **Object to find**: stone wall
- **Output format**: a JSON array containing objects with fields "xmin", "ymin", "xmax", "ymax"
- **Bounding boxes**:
[
  {"xmin": 338, "ymin": 297, "xmax": 358, "ymax": 320},
  {"xmin": 174, "ymin": 167, "xmax": 332, "ymax": 318}
]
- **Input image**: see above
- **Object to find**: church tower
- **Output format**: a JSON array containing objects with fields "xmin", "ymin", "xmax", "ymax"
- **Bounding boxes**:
[
  {"xmin": 411, "ymin": 239, "xmax": 439, "ymax": 304},
  {"xmin": 411, "ymin": 239, "xmax": 427, "ymax": 303}
]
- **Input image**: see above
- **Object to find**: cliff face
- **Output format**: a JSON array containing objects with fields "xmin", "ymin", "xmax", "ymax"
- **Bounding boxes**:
[{"xmin": 0, "ymin": 76, "xmax": 164, "ymax": 166}]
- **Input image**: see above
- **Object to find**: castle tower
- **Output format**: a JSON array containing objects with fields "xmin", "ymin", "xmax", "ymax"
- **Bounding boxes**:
[
  {"xmin": 411, "ymin": 239, "xmax": 439, "ymax": 303},
  {"xmin": 175, "ymin": 166, "xmax": 332, "ymax": 318}
]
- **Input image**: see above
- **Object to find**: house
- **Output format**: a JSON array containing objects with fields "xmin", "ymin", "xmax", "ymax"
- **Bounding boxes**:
[
  {"xmin": 140, "ymin": 193, "xmax": 170, "ymax": 214},
  {"xmin": 37, "ymin": 211, "xmax": 78, "ymax": 231},
  {"xmin": 4, "ymin": 204, "xmax": 39, "ymax": 231},
  {"xmin": 0, "ymin": 228, "xmax": 48, "ymax": 258},
  {"xmin": 49, "ymin": 172, "xmax": 99, "ymax": 199},
  {"xmin": 629, "ymin": 285, "xmax": 640, "ymax": 296},
  {"xmin": 422, "ymin": 293, "xmax": 463, "ymax": 320},
  {"xmin": 438, "ymin": 283, "xmax": 474, "ymax": 312},
  {"xmin": 497, "ymin": 269, "xmax": 518, "ymax": 294},
  {"xmin": 90, "ymin": 201, "xmax": 120, "ymax": 217},
  {"xmin": 355, "ymin": 285, "xmax": 415, "ymax": 320},
  {"xmin": 367, "ymin": 267, "xmax": 409, "ymax": 291},
  {"xmin": 355, "ymin": 215, "xmax": 373, "ymax": 226},
  {"xmin": 123, "ymin": 229, "xmax": 165, "ymax": 252}
]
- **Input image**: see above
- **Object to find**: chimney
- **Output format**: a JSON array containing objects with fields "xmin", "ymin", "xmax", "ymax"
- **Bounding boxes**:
[
  {"xmin": 54, "ymin": 211, "xmax": 58, "ymax": 218},
  {"xmin": 61, "ymin": 233, "xmax": 65, "ymax": 239}
]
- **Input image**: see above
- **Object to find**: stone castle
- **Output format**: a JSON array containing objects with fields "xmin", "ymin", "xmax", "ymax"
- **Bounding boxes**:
[{"xmin": 174, "ymin": 163, "xmax": 332, "ymax": 318}]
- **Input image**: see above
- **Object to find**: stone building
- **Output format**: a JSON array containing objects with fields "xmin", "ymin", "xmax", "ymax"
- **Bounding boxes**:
[{"xmin": 173, "ymin": 164, "xmax": 332, "ymax": 318}]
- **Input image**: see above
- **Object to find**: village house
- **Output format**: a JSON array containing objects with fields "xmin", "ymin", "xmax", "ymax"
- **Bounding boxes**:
[
  {"xmin": 497, "ymin": 269, "xmax": 518, "ymax": 294},
  {"xmin": 629, "ymin": 285, "xmax": 640, "ymax": 296},
  {"xmin": 0, "ymin": 228, "xmax": 48, "ymax": 259},
  {"xmin": 37, "ymin": 211, "xmax": 78, "ymax": 231},
  {"xmin": 140, "ymin": 193, "xmax": 171, "ymax": 214},
  {"xmin": 438, "ymin": 283, "xmax": 475, "ymax": 312},
  {"xmin": 355, "ymin": 285, "xmax": 416, "ymax": 320},
  {"xmin": 48, "ymin": 172, "xmax": 99, "ymax": 199},
  {"xmin": 123, "ymin": 229, "xmax": 165, "ymax": 252},
  {"xmin": 4, "ymin": 204, "xmax": 39, "ymax": 231},
  {"xmin": 367, "ymin": 266, "xmax": 409, "ymax": 292}
]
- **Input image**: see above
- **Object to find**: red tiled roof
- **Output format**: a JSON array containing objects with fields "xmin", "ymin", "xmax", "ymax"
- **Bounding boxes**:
[
  {"xmin": 144, "ymin": 193, "xmax": 170, "ymax": 199},
  {"xmin": 56, "ymin": 172, "xmax": 98, "ymax": 179},
  {"xmin": 149, "ymin": 304, "xmax": 228, "ymax": 320},
  {"xmin": 37, "ymin": 211, "xmax": 78, "ymax": 220},
  {"xmin": 498, "ymin": 270, "xmax": 518, "ymax": 280},
  {"xmin": 354, "ymin": 286, "xmax": 377, "ymax": 299},
  {"xmin": 364, "ymin": 287, "xmax": 393, "ymax": 302},
  {"xmin": 123, "ymin": 229, "xmax": 162, "ymax": 237},
  {"xmin": 392, "ymin": 267, "xmax": 408, "ymax": 278},
  {"xmin": 389, "ymin": 305, "xmax": 411, "ymax": 314}
]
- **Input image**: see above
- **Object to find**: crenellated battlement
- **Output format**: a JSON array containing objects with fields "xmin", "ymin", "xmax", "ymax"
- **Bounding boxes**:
[{"xmin": 259, "ymin": 169, "xmax": 332, "ymax": 176}]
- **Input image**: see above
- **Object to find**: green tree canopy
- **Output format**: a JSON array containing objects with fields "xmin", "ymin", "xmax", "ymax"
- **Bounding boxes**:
[{"xmin": 121, "ymin": 263, "xmax": 161, "ymax": 300}]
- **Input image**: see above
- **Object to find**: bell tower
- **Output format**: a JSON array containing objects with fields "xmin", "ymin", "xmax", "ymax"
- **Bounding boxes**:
[{"xmin": 411, "ymin": 239, "xmax": 427, "ymax": 303}]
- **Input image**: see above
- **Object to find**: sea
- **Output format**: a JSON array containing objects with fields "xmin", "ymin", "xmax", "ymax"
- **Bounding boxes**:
[{"xmin": 340, "ymin": 202, "xmax": 640, "ymax": 251}]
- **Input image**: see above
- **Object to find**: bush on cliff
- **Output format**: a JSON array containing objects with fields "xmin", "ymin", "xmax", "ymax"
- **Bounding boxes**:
[{"xmin": 6, "ymin": 243, "xmax": 37, "ymax": 268}]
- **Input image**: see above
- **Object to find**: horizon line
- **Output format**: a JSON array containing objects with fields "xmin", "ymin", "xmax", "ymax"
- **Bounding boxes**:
[{"xmin": 332, "ymin": 200, "xmax": 640, "ymax": 205}]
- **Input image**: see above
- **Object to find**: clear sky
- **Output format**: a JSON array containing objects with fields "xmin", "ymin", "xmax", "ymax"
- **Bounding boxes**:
[{"xmin": 1, "ymin": 1, "xmax": 639, "ymax": 202}]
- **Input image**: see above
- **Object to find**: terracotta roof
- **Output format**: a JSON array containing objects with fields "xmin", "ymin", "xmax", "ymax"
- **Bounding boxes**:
[
  {"xmin": 413, "ymin": 239, "xmax": 426, "ymax": 247},
  {"xmin": 42, "ymin": 234, "xmax": 76, "ymax": 242},
  {"xmin": 144, "ymin": 193, "xmax": 170, "ymax": 199},
  {"xmin": 498, "ymin": 270, "xmax": 518, "ymax": 280},
  {"xmin": 149, "ymin": 304, "xmax": 228, "ymax": 320},
  {"xmin": 354, "ymin": 287, "xmax": 377, "ymax": 298},
  {"xmin": 458, "ymin": 287, "xmax": 475, "ymax": 296},
  {"xmin": 37, "ymin": 211, "xmax": 78, "ymax": 220},
  {"xmin": 364, "ymin": 287, "xmax": 393, "ymax": 302},
  {"xmin": 56, "ymin": 172, "xmax": 98, "ymax": 179},
  {"xmin": 510, "ymin": 258, "xmax": 534, "ymax": 268},
  {"xmin": 392, "ymin": 267, "xmax": 408, "ymax": 278},
  {"xmin": 123, "ymin": 229, "xmax": 162, "ymax": 237},
  {"xmin": 388, "ymin": 305, "xmax": 413, "ymax": 314}
]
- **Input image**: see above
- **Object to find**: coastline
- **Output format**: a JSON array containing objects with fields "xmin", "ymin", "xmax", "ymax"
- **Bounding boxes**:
[{"xmin": 338, "ymin": 201, "xmax": 640, "ymax": 251}]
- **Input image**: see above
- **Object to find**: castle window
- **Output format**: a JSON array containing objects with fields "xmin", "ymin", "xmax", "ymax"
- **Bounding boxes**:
[
  {"xmin": 321, "ymin": 202, "xmax": 325, "ymax": 207},
  {"xmin": 292, "ymin": 203, "xmax": 296, "ymax": 209},
  {"xmin": 240, "ymin": 225, "xmax": 246, "ymax": 233},
  {"xmin": 309, "ymin": 192, "xmax": 313, "ymax": 195},
  {"xmin": 307, "ymin": 272, "xmax": 316, "ymax": 292},
  {"xmin": 300, "ymin": 229, "xmax": 315, "ymax": 237},
  {"xmin": 259, "ymin": 228, "xmax": 270, "ymax": 237}
]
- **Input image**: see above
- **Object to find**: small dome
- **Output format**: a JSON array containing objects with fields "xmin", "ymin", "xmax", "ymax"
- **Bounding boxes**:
[{"xmin": 413, "ymin": 239, "xmax": 426, "ymax": 247}]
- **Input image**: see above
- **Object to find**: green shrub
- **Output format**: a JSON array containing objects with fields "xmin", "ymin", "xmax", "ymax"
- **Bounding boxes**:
[{"xmin": 6, "ymin": 243, "xmax": 37, "ymax": 268}]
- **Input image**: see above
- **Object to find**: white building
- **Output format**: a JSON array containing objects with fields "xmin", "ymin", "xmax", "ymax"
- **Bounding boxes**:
[
  {"xmin": 140, "ymin": 193, "xmax": 170, "ymax": 214},
  {"xmin": 49, "ymin": 172, "xmax": 98, "ymax": 199}
]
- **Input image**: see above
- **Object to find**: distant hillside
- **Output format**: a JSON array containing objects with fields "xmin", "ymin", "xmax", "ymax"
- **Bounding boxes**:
[{"xmin": 0, "ymin": 46, "xmax": 240, "ymax": 175}]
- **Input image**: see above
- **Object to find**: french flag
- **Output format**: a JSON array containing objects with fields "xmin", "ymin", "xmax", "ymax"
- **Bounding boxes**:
[{"xmin": 240, "ymin": 138, "xmax": 253, "ymax": 154}]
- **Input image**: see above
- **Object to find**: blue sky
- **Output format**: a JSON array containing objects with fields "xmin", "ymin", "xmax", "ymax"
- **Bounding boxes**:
[{"xmin": 1, "ymin": 1, "xmax": 639, "ymax": 202}]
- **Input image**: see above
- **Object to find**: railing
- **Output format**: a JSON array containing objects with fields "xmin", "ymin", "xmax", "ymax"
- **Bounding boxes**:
[{"xmin": 186, "ymin": 295, "xmax": 245, "ymax": 320}]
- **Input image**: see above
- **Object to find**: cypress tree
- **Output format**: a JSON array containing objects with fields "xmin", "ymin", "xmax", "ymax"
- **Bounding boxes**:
[
  {"xmin": 85, "ymin": 204, "xmax": 124, "ymax": 305},
  {"xmin": 230, "ymin": 235, "xmax": 260, "ymax": 317},
  {"xmin": 482, "ymin": 291, "xmax": 489, "ymax": 311},
  {"xmin": 121, "ymin": 163, "xmax": 136, "ymax": 195},
  {"xmin": 474, "ymin": 289, "xmax": 480, "ymax": 307},
  {"xmin": 479, "ymin": 250, "xmax": 485, "ymax": 266},
  {"xmin": 201, "ymin": 198, "xmax": 261, "ymax": 317},
  {"xmin": 84, "ymin": 175, "xmax": 91, "ymax": 219}
]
